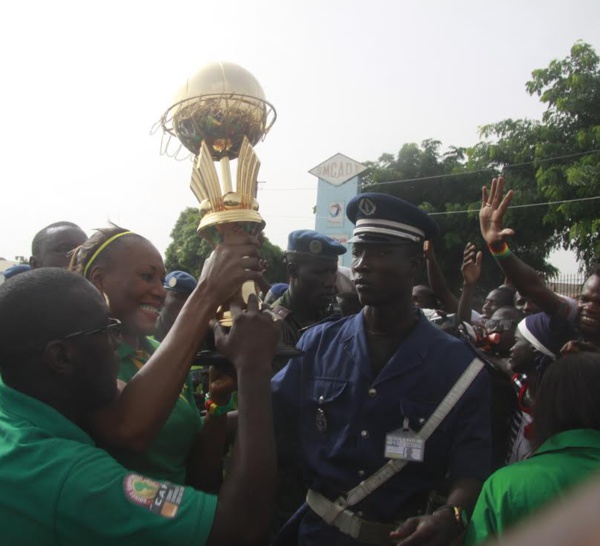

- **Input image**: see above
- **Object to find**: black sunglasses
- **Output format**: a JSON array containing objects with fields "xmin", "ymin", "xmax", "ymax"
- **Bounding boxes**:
[
  {"xmin": 484, "ymin": 318, "xmax": 518, "ymax": 332},
  {"xmin": 55, "ymin": 318, "xmax": 122, "ymax": 342}
]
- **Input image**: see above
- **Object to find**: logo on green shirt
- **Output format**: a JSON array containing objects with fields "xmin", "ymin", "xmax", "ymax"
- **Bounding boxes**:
[{"xmin": 123, "ymin": 473, "xmax": 185, "ymax": 518}]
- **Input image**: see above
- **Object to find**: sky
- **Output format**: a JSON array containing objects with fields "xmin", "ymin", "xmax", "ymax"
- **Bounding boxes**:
[{"xmin": 1, "ymin": 0, "xmax": 598, "ymax": 274}]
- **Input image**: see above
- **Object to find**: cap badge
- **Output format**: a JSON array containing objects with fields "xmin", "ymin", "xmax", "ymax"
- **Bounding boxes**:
[
  {"xmin": 308, "ymin": 240, "xmax": 323, "ymax": 254},
  {"xmin": 168, "ymin": 277, "xmax": 177, "ymax": 288},
  {"xmin": 358, "ymin": 197, "xmax": 376, "ymax": 216}
]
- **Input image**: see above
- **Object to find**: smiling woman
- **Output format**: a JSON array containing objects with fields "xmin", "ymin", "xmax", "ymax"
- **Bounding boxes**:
[{"xmin": 70, "ymin": 226, "xmax": 262, "ymax": 488}]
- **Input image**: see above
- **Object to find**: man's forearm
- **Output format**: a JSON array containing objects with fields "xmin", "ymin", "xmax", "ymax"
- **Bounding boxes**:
[
  {"xmin": 457, "ymin": 283, "xmax": 476, "ymax": 324},
  {"xmin": 446, "ymin": 478, "xmax": 483, "ymax": 513},
  {"xmin": 427, "ymin": 256, "xmax": 459, "ymax": 313},
  {"xmin": 489, "ymin": 251, "xmax": 560, "ymax": 315},
  {"xmin": 209, "ymin": 367, "xmax": 275, "ymax": 544}
]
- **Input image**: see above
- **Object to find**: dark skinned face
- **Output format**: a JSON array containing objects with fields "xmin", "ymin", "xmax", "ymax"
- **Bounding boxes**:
[
  {"xmin": 292, "ymin": 257, "xmax": 338, "ymax": 311},
  {"xmin": 578, "ymin": 274, "xmax": 600, "ymax": 343},
  {"xmin": 93, "ymin": 239, "xmax": 166, "ymax": 343},
  {"xmin": 53, "ymin": 289, "xmax": 120, "ymax": 411},
  {"xmin": 482, "ymin": 289, "xmax": 512, "ymax": 319},
  {"xmin": 509, "ymin": 330, "xmax": 536, "ymax": 374},
  {"xmin": 486, "ymin": 307, "xmax": 521, "ymax": 355},
  {"xmin": 352, "ymin": 243, "xmax": 418, "ymax": 307},
  {"xmin": 412, "ymin": 285, "xmax": 436, "ymax": 309},
  {"xmin": 32, "ymin": 226, "xmax": 87, "ymax": 269},
  {"xmin": 156, "ymin": 290, "xmax": 189, "ymax": 337},
  {"xmin": 514, "ymin": 291, "xmax": 541, "ymax": 316}
]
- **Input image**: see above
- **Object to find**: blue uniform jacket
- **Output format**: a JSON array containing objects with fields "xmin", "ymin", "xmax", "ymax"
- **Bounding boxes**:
[{"xmin": 272, "ymin": 311, "xmax": 491, "ymax": 543}]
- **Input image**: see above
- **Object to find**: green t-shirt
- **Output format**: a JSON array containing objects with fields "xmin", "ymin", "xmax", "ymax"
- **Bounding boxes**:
[
  {"xmin": 465, "ymin": 429, "xmax": 600, "ymax": 545},
  {"xmin": 112, "ymin": 338, "xmax": 203, "ymax": 484},
  {"xmin": 0, "ymin": 381, "xmax": 217, "ymax": 546}
]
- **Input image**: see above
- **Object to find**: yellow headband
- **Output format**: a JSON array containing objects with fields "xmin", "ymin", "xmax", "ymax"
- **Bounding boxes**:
[{"xmin": 84, "ymin": 231, "xmax": 133, "ymax": 278}]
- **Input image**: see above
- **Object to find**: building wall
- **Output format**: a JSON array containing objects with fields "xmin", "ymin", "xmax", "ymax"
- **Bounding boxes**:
[{"xmin": 314, "ymin": 175, "xmax": 359, "ymax": 267}]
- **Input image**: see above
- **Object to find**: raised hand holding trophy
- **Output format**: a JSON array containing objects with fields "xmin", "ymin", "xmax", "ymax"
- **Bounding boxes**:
[{"xmin": 155, "ymin": 62, "xmax": 276, "ymax": 327}]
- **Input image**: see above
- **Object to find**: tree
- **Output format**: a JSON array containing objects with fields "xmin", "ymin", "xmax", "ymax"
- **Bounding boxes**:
[
  {"xmin": 360, "ymin": 41, "xmax": 600, "ymax": 296},
  {"xmin": 363, "ymin": 139, "xmax": 522, "ymax": 294},
  {"xmin": 165, "ymin": 207, "xmax": 287, "ymax": 283},
  {"xmin": 164, "ymin": 208, "xmax": 213, "ymax": 277},
  {"xmin": 525, "ymin": 41, "xmax": 600, "ymax": 268}
]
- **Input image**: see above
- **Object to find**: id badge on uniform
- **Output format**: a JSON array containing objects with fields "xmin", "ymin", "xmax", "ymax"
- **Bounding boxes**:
[{"xmin": 385, "ymin": 417, "xmax": 425, "ymax": 462}]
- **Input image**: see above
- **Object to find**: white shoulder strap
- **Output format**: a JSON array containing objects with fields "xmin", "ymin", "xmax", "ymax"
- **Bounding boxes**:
[{"xmin": 320, "ymin": 357, "xmax": 484, "ymax": 524}]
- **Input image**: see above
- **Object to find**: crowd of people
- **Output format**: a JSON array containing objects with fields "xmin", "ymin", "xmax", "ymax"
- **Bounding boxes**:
[{"xmin": 0, "ymin": 176, "xmax": 599, "ymax": 545}]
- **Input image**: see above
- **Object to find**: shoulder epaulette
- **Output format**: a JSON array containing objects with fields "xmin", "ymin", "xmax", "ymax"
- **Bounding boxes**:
[
  {"xmin": 272, "ymin": 304, "xmax": 292, "ymax": 320},
  {"xmin": 298, "ymin": 313, "xmax": 342, "ymax": 334}
]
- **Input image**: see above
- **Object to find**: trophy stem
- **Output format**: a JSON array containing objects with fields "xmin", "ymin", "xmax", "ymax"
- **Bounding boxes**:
[{"xmin": 220, "ymin": 157, "xmax": 233, "ymax": 194}]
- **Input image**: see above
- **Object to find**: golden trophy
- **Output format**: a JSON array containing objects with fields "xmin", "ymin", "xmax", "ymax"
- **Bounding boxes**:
[{"xmin": 155, "ymin": 62, "xmax": 276, "ymax": 327}]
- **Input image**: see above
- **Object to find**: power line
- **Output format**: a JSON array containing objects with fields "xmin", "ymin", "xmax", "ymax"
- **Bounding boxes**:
[
  {"xmin": 259, "ymin": 187, "xmax": 314, "ymax": 191},
  {"xmin": 257, "ymin": 148, "xmax": 600, "ymax": 191},
  {"xmin": 370, "ymin": 149, "xmax": 600, "ymax": 187},
  {"xmin": 428, "ymin": 195, "xmax": 600, "ymax": 216},
  {"xmin": 264, "ymin": 195, "xmax": 600, "ymax": 220}
]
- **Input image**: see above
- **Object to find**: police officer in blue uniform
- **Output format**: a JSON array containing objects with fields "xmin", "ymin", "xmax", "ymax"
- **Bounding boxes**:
[
  {"xmin": 155, "ymin": 270, "xmax": 198, "ymax": 342},
  {"xmin": 272, "ymin": 193, "xmax": 491, "ymax": 546},
  {"xmin": 272, "ymin": 230, "xmax": 346, "ymax": 347},
  {"xmin": 270, "ymin": 230, "xmax": 347, "ymax": 535}
]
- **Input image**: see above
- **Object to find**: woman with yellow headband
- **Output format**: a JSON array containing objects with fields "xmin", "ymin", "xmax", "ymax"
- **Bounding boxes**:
[{"xmin": 71, "ymin": 226, "xmax": 261, "ymax": 488}]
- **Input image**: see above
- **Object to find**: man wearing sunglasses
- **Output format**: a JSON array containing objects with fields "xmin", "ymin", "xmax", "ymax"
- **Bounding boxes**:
[
  {"xmin": 484, "ymin": 306, "xmax": 524, "ymax": 370},
  {"xmin": 0, "ymin": 268, "xmax": 280, "ymax": 546}
]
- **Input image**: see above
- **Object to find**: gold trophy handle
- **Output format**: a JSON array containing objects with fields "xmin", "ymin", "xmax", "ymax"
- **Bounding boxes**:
[{"xmin": 215, "ymin": 222, "xmax": 261, "ymax": 327}]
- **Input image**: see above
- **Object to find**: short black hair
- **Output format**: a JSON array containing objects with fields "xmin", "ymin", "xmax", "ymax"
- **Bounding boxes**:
[
  {"xmin": 0, "ymin": 268, "xmax": 102, "ymax": 369},
  {"xmin": 533, "ymin": 352, "xmax": 600, "ymax": 449},
  {"xmin": 31, "ymin": 221, "xmax": 83, "ymax": 256},
  {"xmin": 491, "ymin": 305, "xmax": 523, "ymax": 321},
  {"xmin": 489, "ymin": 286, "xmax": 516, "ymax": 308}
]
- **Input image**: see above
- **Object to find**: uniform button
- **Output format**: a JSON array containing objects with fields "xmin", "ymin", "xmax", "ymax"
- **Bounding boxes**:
[
  {"xmin": 360, "ymin": 430, "xmax": 369, "ymax": 439},
  {"xmin": 368, "ymin": 388, "xmax": 377, "ymax": 397},
  {"xmin": 357, "ymin": 470, "xmax": 365, "ymax": 478}
]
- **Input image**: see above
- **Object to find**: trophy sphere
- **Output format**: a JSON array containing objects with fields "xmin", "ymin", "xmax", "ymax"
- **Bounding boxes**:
[
  {"xmin": 161, "ymin": 62, "xmax": 276, "ymax": 159},
  {"xmin": 198, "ymin": 199, "xmax": 213, "ymax": 218},
  {"xmin": 223, "ymin": 192, "xmax": 242, "ymax": 208}
]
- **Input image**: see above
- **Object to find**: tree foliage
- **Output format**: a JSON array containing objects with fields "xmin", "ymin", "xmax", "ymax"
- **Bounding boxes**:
[
  {"xmin": 362, "ymin": 41, "xmax": 600, "ymax": 294},
  {"xmin": 165, "ymin": 207, "xmax": 287, "ymax": 283},
  {"xmin": 164, "ymin": 208, "xmax": 213, "ymax": 278},
  {"xmin": 526, "ymin": 41, "xmax": 600, "ymax": 267}
]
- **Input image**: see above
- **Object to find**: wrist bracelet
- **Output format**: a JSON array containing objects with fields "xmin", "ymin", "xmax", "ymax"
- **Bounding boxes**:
[
  {"xmin": 433, "ymin": 505, "xmax": 467, "ymax": 529},
  {"xmin": 488, "ymin": 241, "xmax": 511, "ymax": 260},
  {"xmin": 205, "ymin": 392, "xmax": 237, "ymax": 417}
]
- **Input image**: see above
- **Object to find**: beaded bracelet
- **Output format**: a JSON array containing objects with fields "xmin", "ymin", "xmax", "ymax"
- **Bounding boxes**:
[
  {"xmin": 488, "ymin": 241, "xmax": 511, "ymax": 260},
  {"xmin": 205, "ymin": 392, "xmax": 237, "ymax": 417}
]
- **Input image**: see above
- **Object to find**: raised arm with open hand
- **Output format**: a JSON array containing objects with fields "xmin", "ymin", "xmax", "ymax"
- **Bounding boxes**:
[
  {"xmin": 457, "ymin": 242, "xmax": 483, "ymax": 324},
  {"xmin": 477, "ymin": 176, "xmax": 563, "ymax": 317},
  {"xmin": 461, "ymin": 242, "xmax": 483, "ymax": 287},
  {"xmin": 479, "ymin": 176, "xmax": 515, "ymax": 247}
]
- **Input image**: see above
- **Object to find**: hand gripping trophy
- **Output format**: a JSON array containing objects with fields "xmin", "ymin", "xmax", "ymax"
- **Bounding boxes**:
[{"xmin": 155, "ymin": 62, "xmax": 276, "ymax": 327}]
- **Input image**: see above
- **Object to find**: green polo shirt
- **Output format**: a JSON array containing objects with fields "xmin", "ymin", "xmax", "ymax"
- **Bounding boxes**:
[
  {"xmin": 0, "ymin": 381, "xmax": 217, "ymax": 546},
  {"xmin": 112, "ymin": 338, "xmax": 203, "ymax": 484},
  {"xmin": 465, "ymin": 429, "xmax": 600, "ymax": 545}
]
